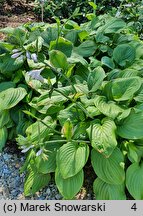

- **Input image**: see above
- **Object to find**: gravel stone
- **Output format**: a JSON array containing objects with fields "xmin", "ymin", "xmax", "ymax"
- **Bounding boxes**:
[
  {"xmin": 0, "ymin": 145, "xmax": 63, "ymax": 200},
  {"xmin": 46, "ymin": 188, "xmax": 51, "ymax": 195},
  {"xmin": 0, "ymin": 144, "xmax": 94, "ymax": 200}
]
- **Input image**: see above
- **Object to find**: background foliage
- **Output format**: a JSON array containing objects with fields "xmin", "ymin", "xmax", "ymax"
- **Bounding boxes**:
[{"xmin": 0, "ymin": 0, "xmax": 143, "ymax": 200}]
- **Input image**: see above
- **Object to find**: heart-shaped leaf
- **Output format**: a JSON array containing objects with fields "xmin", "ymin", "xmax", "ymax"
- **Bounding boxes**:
[
  {"xmin": 49, "ymin": 37, "xmax": 73, "ymax": 57},
  {"xmin": 74, "ymin": 40, "xmax": 97, "ymax": 57},
  {"xmin": 113, "ymin": 44, "xmax": 136, "ymax": 67},
  {"xmin": 49, "ymin": 50, "xmax": 69, "ymax": 70},
  {"xmin": 91, "ymin": 147, "xmax": 125, "ymax": 184},
  {"xmin": 111, "ymin": 77, "xmax": 141, "ymax": 101},
  {"xmin": 117, "ymin": 109, "xmax": 143, "ymax": 139},
  {"xmin": 55, "ymin": 168, "xmax": 84, "ymax": 199},
  {"xmin": 87, "ymin": 66, "xmax": 106, "ymax": 92},
  {"xmin": 126, "ymin": 162, "xmax": 143, "ymax": 199},
  {"xmin": 24, "ymin": 168, "xmax": 51, "ymax": 196},
  {"xmin": 87, "ymin": 117, "xmax": 117, "ymax": 157},
  {"xmin": 97, "ymin": 17, "xmax": 126, "ymax": 34},
  {"xmin": 101, "ymin": 56, "xmax": 115, "ymax": 69},
  {"xmin": 0, "ymin": 87, "xmax": 27, "ymax": 111},
  {"xmin": 94, "ymin": 95, "xmax": 123, "ymax": 119},
  {"xmin": 93, "ymin": 177, "xmax": 126, "ymax": 200},
  {"xmin": 56, "ymin": 142, "xmax": 89, "ymax": 178}
]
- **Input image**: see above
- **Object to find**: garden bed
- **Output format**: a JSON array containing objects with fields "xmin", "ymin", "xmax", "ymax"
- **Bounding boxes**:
[{"xmin": 0, "ymin": 143, "xmax": 94, "ymax": 200}]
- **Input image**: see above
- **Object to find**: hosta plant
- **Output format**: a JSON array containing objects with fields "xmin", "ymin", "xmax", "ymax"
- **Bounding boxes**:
[{"xmin": 1, "ymin": 13, "xmax": 143, "ymax": 200}]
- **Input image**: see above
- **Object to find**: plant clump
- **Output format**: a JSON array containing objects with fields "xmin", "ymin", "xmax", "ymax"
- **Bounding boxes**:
[{"xmin": 0, "ymin": 3, "xmax": 143, "ymax": 200}]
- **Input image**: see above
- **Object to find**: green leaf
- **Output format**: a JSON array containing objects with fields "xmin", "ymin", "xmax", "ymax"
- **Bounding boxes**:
[
  {"xmin": 117, "ymin": 68, "xmax": 140, "ymax": 78},
  {"xmin": 93, "ymin": 178, "xmax": 126, "ymax": 200},
  {"xmin": 0, "ymin": 42, "xmax": 14, "ymax": 53},
  {"xmin": 55, "ymin": 168, "xmax": 84, "ymax": 199},
  {"xmin": 113, "ymin": 44, "xmax": 136, "ymax": 67},
  {"xmin": 87, "ymin": 66, "xmax": 106, "ymax": 92},
  {"xmin": 127, "ymin": 143, "xmax": 139, "ymax": 163},
  {"xmin": 134, "ymin": 84, "xmax": 143, "ymax": 102},
  {"xmin": 49, "ymin": 37, "xmax": 73, "ymax": 57},
  {"xmin": 1, "ymin": 27, "xmax": 27, "ymax": 45},
  {"xmin": 58, "ymin": 104, "xmax": 85, "ymax": 126},
  {"xmin": 0, "ymin": 82, "xmax": 16, "ymax": 92},
  {"xmin": 101, "ymin": 56, "xmax": 115, "ymax": 69},
  {"xmin": 0, "ymin": 127, "xmax": 8, "ymax": 151},
  {"xmin": 87, "ymin": 118, "xmax": 117, "ymax": 157},
  {"xmin": 24, "ymin": 36, "xmax": 44, "ymax": 52},
  {"xmin": 41, "ymin": 27, "xmax": 58, "ymax": 45},
  {"xmin": 0, "ymin": 88, "xmax": 27, "ymax": 111},
  {"xmin": 30, "ymin": 91, "xmax": 67, "ymax": 114},
  {"xmin": 73, "ymin": 122, "xmax": 90, "ymax": 140},
  {"xmin": 86, "ymin": 106, "xmax": 101, "ymax": 118},
  {"xmin": 91, "ymin": 148, "xmax": 125, "ymax": 184},
  {"xmin": 88, "ymin": 2, "xmax": 97, "ymax": 10},
  {"xmin": 24, "ymin": 168, "xmax": 51, "ymax": 196},
  {"xmin": 0, "ymin": 54, "xmax": 24, "ymax": 75},
  {"xmin": 111, "ymin": 77, "xmax": 141, "ymax": 101},
  {"xmin": 78, "ymin": 30, "xmax": 89, "ymax": 42},
  {"xmin": 65, "ymin": 30, "xmax": 78, "ymax": 44},
  {"xmin": 68, "ymin": 52, "xmax": 88, "ymax": 66},
  {"xmin": 49, "ymin": 50, "xmax": 69, "ymax": 70},
  {"xmin": 36, "ymin": 142, "xmax": 62, "ymax": 174},
  {"xmin": 0, "ymin": 110, "xmax": 10, "ymax": 128},
  {"xmin": 117, "ymin": 109, "xmax": 143, "ymax": 139},
  {"xmin": 26, "ymin": 116, "xmax": 56, "ymax": 142},
  {"xmin": 61, "ymin": 119, "xmax": 73, "ymax": 140},
  {"xmin": 96, "ymin": 17, "xmax": 126, "ymax": 34},
  {"xmin": 56, "ymin": 142, "xmax": 89, "ymax": 178},
  {"xmin": 94, "ymin": 95, "xmax": 123, "ymax": 119},
  {"xmin": 126, "ymin": 162, "xmax": 143, "ymax": 199},
  {"xmin": 0, "ymin": 27, "xmax": 15, "ymax": 34},
  {"xmin": 74, "ymin": 40, "xmax": 97, "ymax": 57}
]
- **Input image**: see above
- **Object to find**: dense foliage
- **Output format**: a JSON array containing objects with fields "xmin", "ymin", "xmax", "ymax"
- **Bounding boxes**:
[
  {"xmin": 33, "ymin": 0, "xmax": 120, "ymax": 22},
  {"xmin": 1, "ymin": 6, "xmax": 143, "ymax": 200},
  {"xmin": 115, "ymin": 0, "xmax": 143, "ymax": 39}
]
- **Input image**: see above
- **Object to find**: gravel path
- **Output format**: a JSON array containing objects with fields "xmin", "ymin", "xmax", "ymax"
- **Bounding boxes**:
[
  {"xmin": 0, "ymin": 143, "xmax": 62, "ymax": 200},
  {"xmin": 0, "ymin": 143, "xmax": 94, "ymax": 200}
]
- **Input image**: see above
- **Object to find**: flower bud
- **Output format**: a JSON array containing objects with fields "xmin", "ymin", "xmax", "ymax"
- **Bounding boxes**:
[
  {"xmin": 27, "ymin": 68, "xmax": 44, "ymax": 82},
  {"xmin": 26, "ymin": 50, "xmax": 31, "ymax": 59},
  {"xmin": 36, "ymin": 149, "xmax": 43, "ymax": 157},
  {"xmin": 31, "ymin": 53, "xmax": 38, "ymax": 63},
  {"xmin": 11, "ymin": 51, "xmax": 23, "ymax": 59},
  {"xmin": 11, "ymin": 49, "xmax": 20, "ymax": 54}
]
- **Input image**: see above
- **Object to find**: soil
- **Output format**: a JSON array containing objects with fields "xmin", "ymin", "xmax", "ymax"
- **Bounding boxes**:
[{"xmin": 0, "ymin": 0, "xmax": 38, "ymax": 40}]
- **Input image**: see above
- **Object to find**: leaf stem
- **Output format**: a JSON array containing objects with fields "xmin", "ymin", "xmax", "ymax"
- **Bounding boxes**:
[
  {"xmin": 39, "ymin": 139, "xmax": 91, "ymax": 145},
  {"xmin": 44, "ymin": 61, "xmax": 77, "ymax": 93},
  {"xmin": 44, "ymin": 62, "xmax": 93, "ymax": 118}
]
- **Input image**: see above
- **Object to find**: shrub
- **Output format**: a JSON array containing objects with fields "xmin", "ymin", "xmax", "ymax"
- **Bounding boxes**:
[
  {"xmin": 115, "ymin": 0, "xmax": 143, "ymax": 39},
  {"xmin": 33, "ymin": 0, "xmax": 121, "ymax": 23},
  {"xmin": 1, "ymin": 13, "xmax": 143, "ymax": 199}
]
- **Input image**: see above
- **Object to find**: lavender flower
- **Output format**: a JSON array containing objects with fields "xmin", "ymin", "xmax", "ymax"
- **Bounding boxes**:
[
  {"xmin": 36, "ymin": 149, "xmax": 43, "ymax": 157},
  {"xmin": 27, "ymin": 68, "xmax": 44, "ymax": 82},
  {"xmin": 21, "ymin": 145, "xmax": 34, "ymax": 153},
  {"xmin": 11, "ymin": 49, "xmax": 21, "ymax": 54},
  {"xmin": 11, "ymin": 51, "xmax": 23, "ymax": 59},
  {"xmin": 26, "ymin": 50, "xmax": 31, "ymax": 59},
  {"xmin": 31, "ymin": 53, "xmax": 38, "ymax": 63}
]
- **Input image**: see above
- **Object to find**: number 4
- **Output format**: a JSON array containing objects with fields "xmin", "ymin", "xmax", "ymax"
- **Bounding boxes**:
[{"xmin": 131, "ymin": 203, "xmax": 137, "ymax": 211}]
